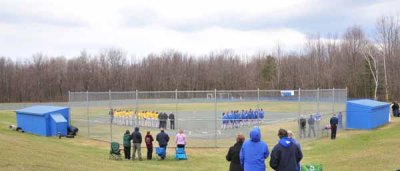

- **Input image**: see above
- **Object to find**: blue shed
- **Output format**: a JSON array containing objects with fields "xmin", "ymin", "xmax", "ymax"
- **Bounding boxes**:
[
  {"xmin": 346, "ymin": 99, "xmax": 390, "ymax": 130},
  {"xmin": 16, "ymin": 105, "xmax": 70, "ymax": 136}
]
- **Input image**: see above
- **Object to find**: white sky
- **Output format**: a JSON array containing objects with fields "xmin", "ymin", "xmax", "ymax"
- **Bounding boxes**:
[{"xmin": 0, "ymin": 0, "xmax": 399, "ymax": 59}]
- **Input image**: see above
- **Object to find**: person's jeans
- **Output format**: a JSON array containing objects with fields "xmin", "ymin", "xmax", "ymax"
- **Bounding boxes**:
[
  {"xmin": 147, "ymin": 148, "xmax": 153, "ymax": 160},
  {"xmin": 300, "ymin": 127, "xmax": 306, "ymax": 138},
  {"xmin": 394, "ymin": 109, "xmax": 399, "ymax": 117},
  {"xmin": 331, "ymin": 124, "xmax": 337, "ymax": 139},
  {"xmin": 124, "ymin": 146, "xmax": 131, "ymax": 159},
  {"xmin": 132, "ymin": 143, "xmax": 142, "ymax": 160},
  {"xmin": 177, "ymin": 144, "xmax": 185, "ymax": 148},
  {"xmin": 170, "ymin": 121, "xmax": 175, "ymax": 130},
  {"xmin": 308, "ymin": 125, "xmax": 316, "ymax": 137},
  {"xmin": 159, "ymin": 145, "xmax": 167, "ymax": 159}
]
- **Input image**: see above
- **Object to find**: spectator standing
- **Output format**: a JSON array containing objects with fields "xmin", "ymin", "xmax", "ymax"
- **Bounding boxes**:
[
  {"xmin": 131, "ymin": 127, "xmax": 143, "ymax": 160},
  {"xmin": 239, "ymin": 127, "xmax": 269, "ymax": 171},
  {"xmin": 226, "ymin": 134, "xmax": 245, "ymax": 171},
  {"xmin": 169, "ymin": 113, "xmax": 175, "ymax": 130},
  {"xmin": 308, "ymin": 114, "xmax": 316, "ymax": 138},
  {"xmin": 392, "ymin": 102, "xmax": 399, "ymax": 117},
  {"xmin": 337, "ymin": 112, "xmax": 343, "ymax": 129},
  {"xmin": 270, "ymin": 129, "xmax": 303, "ymax": 171},
  {"xmin": 145, "ymin": 131, "xmax": 154, "ymax": 160},
  {"xmin": 123, "ymin": 130, "xmax": 131, "ymax": 160},
  {"xmin": 158, "ymin": 113, "xmax": 162, "ymax": 129},
  {"xmin": 299, "ymin": 116, "xmax": 306, "ymax": 138},
  {"xmin": 175, "ymin": 129, "xmax": 187, "ymax": 149},
  {"xmin": 330, "ymin": 114, "xmax": 338, "ymax": 140},
  {"xmin": 156, "ymin": 128, "xmax": 170, "ymax": 160}
]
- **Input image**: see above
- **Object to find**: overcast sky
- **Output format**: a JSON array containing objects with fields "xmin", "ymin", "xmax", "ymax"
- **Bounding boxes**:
[{"xmin": 0, "ymin": 0, "xmax": 399, "ymax": 59}]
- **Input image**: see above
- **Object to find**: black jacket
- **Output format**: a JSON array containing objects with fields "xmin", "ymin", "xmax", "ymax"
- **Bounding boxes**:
[
  {"xmin": 156, "ymin": 131, "xmax": 170, "ymax": 146},
  {"xmin": 169, "ymin": 113, "xmax": 175, "ymax": 121},
  {"xmin": 330, "ymin": 117, "xmax": 338, "ymax": 125},
  {"xmin": 392, "ymin": 103, "xmax": 399, "ymax": 110},
  {"xmin": 226, "ymin": 142, "xmax": 244, "ymax": 171},
  {"xmin": 270, "ymin": 137, "xmax": 302, "ymax": 171},
  {"xmin": 131, "ymin": 127, "xmax": 142, "ymax": 143}
]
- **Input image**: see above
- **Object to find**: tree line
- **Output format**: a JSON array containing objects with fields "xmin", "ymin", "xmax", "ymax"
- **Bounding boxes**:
[{"xmin": 0, "ymin": 15, "xmax": 399, "ymax": 102}]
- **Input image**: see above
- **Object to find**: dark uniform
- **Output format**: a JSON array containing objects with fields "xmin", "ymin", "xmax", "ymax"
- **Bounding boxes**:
[{"xmin": 169, "ymin": 113, "xmax": 175, "ymax": 130}]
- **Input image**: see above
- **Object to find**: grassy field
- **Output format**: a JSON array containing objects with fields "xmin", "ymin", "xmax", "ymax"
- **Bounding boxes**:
[
  {"xmin": 70, "ymin": 100, "xmax": 345, "ymax": 146},
  {"xmin": 1, "ymin": 110, "xmax": 399, "ymax": 171}
]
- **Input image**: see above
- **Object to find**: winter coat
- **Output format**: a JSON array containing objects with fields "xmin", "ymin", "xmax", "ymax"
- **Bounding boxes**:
[
  {"xmin": 156, "ymin": 131, "xmax": 170, "ymax": 146},
  {"xmin": 392, "ymin": 103, "xmax": 399, "ymax": 111},
  {"xmin": 176, "ymin": 133, "xmax": 186, "ymax": 145},
  {"xmin": 239, "ymin": 127, "xmax": 269, "ymax": 171},
  {"xmin": 308, "ymin": 117, "xmax": 315, "ymax": 126},
  {"xmin": 131, "ymin": 127, "xmax": 142, "ymax": 143},
  {"xmin": 226, "ymin": 142, "xmax": 244, "ymax": 171},
  {"xmin": 269, "ymin": 137, "xmax": 303, "ymax": 171},
  {"xmin": 123, "ymin": 133, "xmax": 131, "ymax": 147},
  {"xmin": 330, "ymin": 117, "xmax": 338, "ymax": 126},
  {"xmin": 145, "ymin": 134, "xmax": 154, "ymax": 148},
  {"xmin": 169, "ymin": 113, "xmax": 175, "ymax": 121}
]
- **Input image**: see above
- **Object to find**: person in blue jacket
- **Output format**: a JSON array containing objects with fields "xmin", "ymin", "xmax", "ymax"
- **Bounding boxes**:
[
  {"xmin": 240, "ymin": 127, "xmax": 269, "ymax": 171},
  {"xmin": 270, "ymin": 129, "xmax": 303, "ymax": 171}
]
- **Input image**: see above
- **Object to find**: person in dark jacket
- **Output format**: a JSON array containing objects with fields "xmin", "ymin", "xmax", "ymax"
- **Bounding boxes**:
[
  {"xmin": 123, "ymin": 130, "xmax": 131, "ymax": 160},
  {"xmin": 330, "ymin": 114, "xmax": 338, "ymax": 140},
  {"xmin": 299, "ymin": 116, "xmax": 306, "ymax": 138},
  {"xmin": 131, "ymin": 127, "xmax": 142, "ymax": 160},
  {"xmin": 169, "ymin": 113, "xmax": 175, "ymax": 130},
  {"xmin": 392, "ymin": 101, "xmax": 399, "ymax": 117},
  {"xmin": 158, "ymin": 112, "xmax": 162, "ymax": 129},
  {"xmin": 270, "ymin": 129, "xmax": 303, "ymax": 171},
  {"xmin": 145, "ymin": 131, "xmax": 154, "ymax": 160},
  {"xmin": 226, "ymin": 134, "xmax": 245, "ymax": 171},
  {"xmin": 308, "ymin": 114, "xmax": 315, "ymax": 137},
  {"xmin": 240, "ymin": 127, "xmax": 269, "ymax": 171},
  {"xmin": 156, "ymin": 128, "xmax": 170, "ymax": 159}
]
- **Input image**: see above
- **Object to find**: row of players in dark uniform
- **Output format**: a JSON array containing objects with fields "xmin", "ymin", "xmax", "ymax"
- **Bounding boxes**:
[{"xmin": 221, "ymin": 108, "xmax": 265, "ymax": 130}]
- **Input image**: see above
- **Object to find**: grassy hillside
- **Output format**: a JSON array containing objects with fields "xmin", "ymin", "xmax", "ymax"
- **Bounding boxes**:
[{"xmin": 0, "ymin": 110, "xmax": 399, "ymax": 171}]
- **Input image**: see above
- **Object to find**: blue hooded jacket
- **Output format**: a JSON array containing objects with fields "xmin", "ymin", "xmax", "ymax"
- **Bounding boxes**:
[
  {"xmin": 270, "ymin": 137, "xmax": 303, "ymax": 171},
  {"xmin": 240, "ymin": 127, "xmax": 269, "ymax": 171}
]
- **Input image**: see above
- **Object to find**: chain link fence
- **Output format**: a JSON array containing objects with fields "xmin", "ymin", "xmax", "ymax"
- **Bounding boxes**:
[{"xmin": 68, "ymin": 88, "xmax": 347, "ymax": 147}]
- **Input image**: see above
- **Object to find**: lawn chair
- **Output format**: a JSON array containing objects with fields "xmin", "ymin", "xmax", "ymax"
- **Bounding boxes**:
[
  {"xmin": 156, "ymin": 147, "xmax": 166, "ymax": 160},
  {"xmin": 109, "ymin": 141, "xmax": 122, "ymax": 160},
  {"xmin": 175, "ymin": 148, "xmax": 187, "ymax": 160}
]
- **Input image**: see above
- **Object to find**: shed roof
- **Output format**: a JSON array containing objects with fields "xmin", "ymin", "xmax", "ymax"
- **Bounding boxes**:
[
  {"xmin": 16, "ymin": 105, "xmax": 68, "ymax": 115},
  {"xmin": 347, "ymin": 99, "xmax": 389, "ymax": 108}
]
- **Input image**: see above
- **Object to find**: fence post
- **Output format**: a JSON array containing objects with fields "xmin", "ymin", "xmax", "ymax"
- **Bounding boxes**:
[
  {"xmin": 317, "ymin": 88, "xmax": 320, "ymax": 115},
  {"xmin": 257, "ymin": 88, "xmax": 260, "ymax": 109},
  {"xmin": 214, "ymin": 89, "xmax": 217, "ymax": 148},
  {"xmin": 135, "ymin": 89, "xmax": 138, "ymax": 127},
  {"xmin": 298, "ymin": 88, "xmax": 301, "ymax": 117},
  {"xmin": 175, "ymin": 89, "xmax": 178, "ymax": 130},
  {"xmin": 86, "ymin": 90, "xmax": 90, "ymax": 138},
  {"xmin": 109, "ymin": 90, "xmax": 112, "ymax": 143},
  {"xmin": 68, "ymin": 91, "xmax": 71, "ymax": 125},
  {"xmin": 332, "ymin": 88, "xmax": 335, "ymax": 114},
  {"xmin": 298, "ymin": 88, "xmax": 301, "ymax": 137}
]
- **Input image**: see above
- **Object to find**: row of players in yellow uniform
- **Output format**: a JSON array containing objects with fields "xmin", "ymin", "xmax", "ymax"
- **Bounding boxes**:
[
  {"xmin": 112, "ymin": 109, "xmax": 159, "ymax": 127},
  {"xmin": 113, "ymin": 110, "xmax": 159, "ymax": 119}
]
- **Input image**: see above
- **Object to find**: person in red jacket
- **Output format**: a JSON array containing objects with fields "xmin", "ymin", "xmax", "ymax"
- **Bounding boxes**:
[{"xmin": 145, "ymin": 131, "xmax": 154, "ymax": 160}]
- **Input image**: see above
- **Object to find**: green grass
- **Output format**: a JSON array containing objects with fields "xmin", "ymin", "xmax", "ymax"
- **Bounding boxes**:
[{"xmin": 1, "ymin": 110, "xmax": 399, "ymax": 171}]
